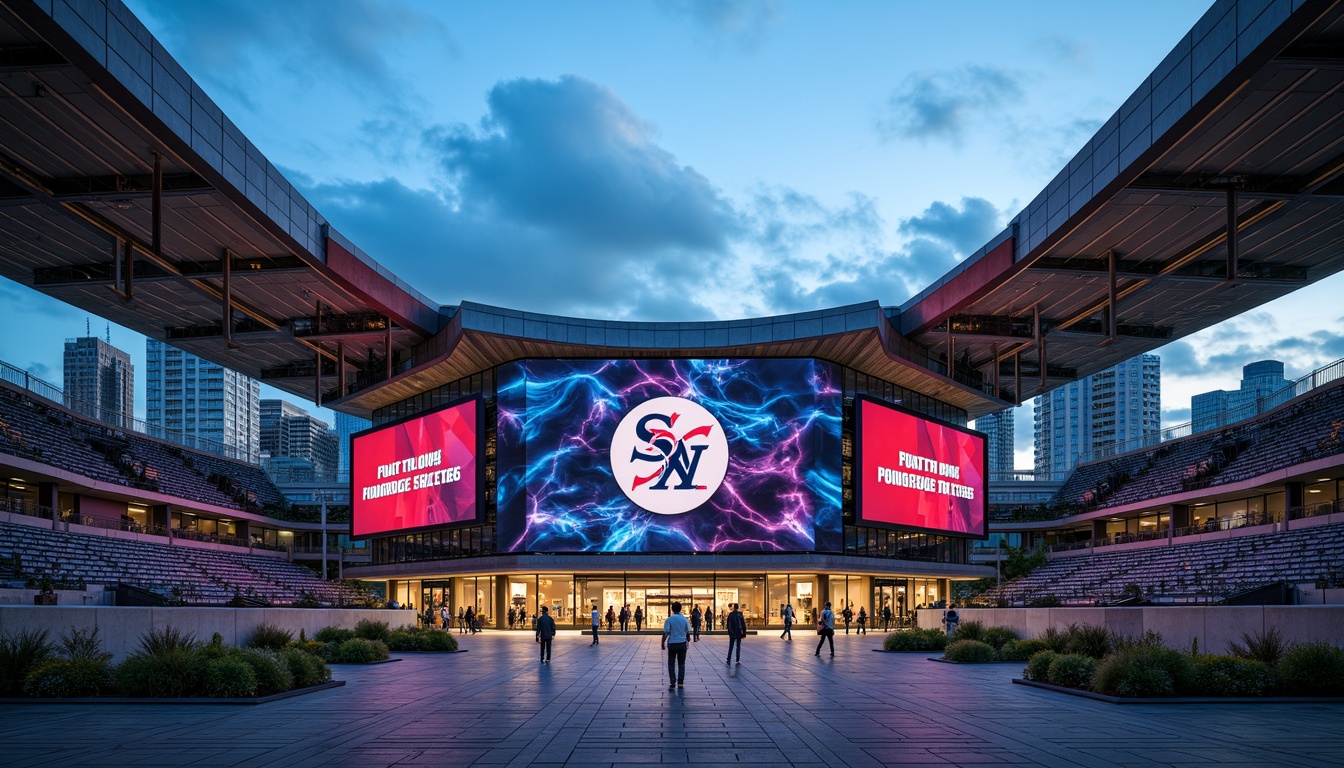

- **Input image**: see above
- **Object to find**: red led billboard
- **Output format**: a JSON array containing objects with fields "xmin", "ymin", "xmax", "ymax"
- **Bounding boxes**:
[
  {"xmin": 856, "ymin": 397, "xmax": 987, "ymax": 538},
  {"xmin": 350, "ymin": 397, "xmax": 481, "ymax": 538}
]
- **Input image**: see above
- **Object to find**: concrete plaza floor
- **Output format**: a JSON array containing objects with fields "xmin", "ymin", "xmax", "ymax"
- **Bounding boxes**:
[{"xmin": 1, "ymin": 629, "xmax": 1340, "ymax": 767}]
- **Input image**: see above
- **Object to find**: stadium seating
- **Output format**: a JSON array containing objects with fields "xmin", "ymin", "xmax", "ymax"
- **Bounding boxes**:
[
  {"xmin": 975, "ymin": 521, "xmax": 1344, "ymax": 606},
  {"xmin": 0, "ymin": 384, "xmax": 289, "ymax": 515},
  {"xmin": 0, "ymin": 519, "xmax": 367, "ymax": 606},
  {"xmin": 1024, "ymin": 382, "xmax": 1344, "ymax": 519}
]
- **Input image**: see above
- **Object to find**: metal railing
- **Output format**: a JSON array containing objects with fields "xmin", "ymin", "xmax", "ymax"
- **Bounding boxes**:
[
  {"xmin": 0, "ymin": 358, "xmax": 257, "ymax": 464},
  {"xmin": 1071, "ymin": 357, "xmax": 1344, "ymax": 466}
]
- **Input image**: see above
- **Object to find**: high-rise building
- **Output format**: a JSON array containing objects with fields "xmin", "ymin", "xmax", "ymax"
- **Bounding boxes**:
[
  {"xmin": 260, "ymin": 399, "xmax": 339, "ymax": 480},
  {"xmin": 1033, "ymin": 353, "xmax": 1161, "ymax": 479},
  {"xmin": 1191, "ymin": 360, "xmax": 1291, "ymax": 432},
  {"xmin": 145, "ymin": 339, "xmax": 261, "ymax": 462},
  {"xmin": 62, "ymin": 335, "xmax": 133, "ymax": 428},
  {"xmin": 334, "ymin": 411, "xmax": 371, "ymax": 477},
  {"xmin": 971, "ymin": 408, "xmax": 1015, "ymax": 477}
]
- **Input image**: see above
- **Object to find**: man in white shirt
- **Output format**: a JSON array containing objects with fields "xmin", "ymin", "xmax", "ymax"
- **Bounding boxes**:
[
  {"xmin": 662, "ymin": 601, "xmax": 692, "ymax": 690},
  {"xmin": 590, "ymin": 605, "xmax": 601, "ymax": 645}
]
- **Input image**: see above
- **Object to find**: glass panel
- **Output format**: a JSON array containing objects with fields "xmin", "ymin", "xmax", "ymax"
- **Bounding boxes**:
[
  {"xmin": 537, "ymin": 574, "xmax": 573, "ymax": 624},
  {"xmin": 767, "ymin": 574, "xmax": 789, "ymax": 627},
  {"xmin": 716, "ymin": 575, "xmax": 765, "ymax": 627}
]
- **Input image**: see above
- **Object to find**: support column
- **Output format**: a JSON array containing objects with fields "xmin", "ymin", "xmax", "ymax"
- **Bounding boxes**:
[
  {"xmin": 815, "ymin": 574, "xmax": 830, "ymax": 611},
  {"xmin": 1226, "ymin": 187, "xmax": 1238, "ymax": 282},
  {"xmin": 495, "ymin": 575, "xmax": 509, "ymax": 631},
  {"xmin": 1285, "ymin": 481, "xmax": 1305, "ymax": 530},
  {"xmin": 1090, "ymin": 518, "xmax": 1105, "ymax": 543},
  {"xmin": 36, "ymin": 482, "xmax": 57, "ymax": 515},
  {"xmin": 1169, "ymin": 504, "xmax": 1190, "ymax": 540}
]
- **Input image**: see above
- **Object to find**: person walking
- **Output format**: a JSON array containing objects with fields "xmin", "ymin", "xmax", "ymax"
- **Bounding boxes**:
[
  {"xmin": 662, "ymin": 601, "xmax": 691, "ymax": 690},
  {"xmin": 814, "ymin": 601, "xmax": 835, "ymax": 657},
  {"xmin": 440, "ymin": 604, "xmax": 450, "ymax": 631},
  {"xmin": 634, "ymin": 605, "xmax": 644, "ymax": 632},
  {"xmin": 519, "ymin": 607, "xmax": 529, "ymax": 630},
  {"xmin": 726, "ymin": 603, "xmax": 746, "ymax": 665},
  {"xmin": 881, "ymin": 605, "xmax": 892, "ymax": 632},
  {"xmin": 842, "ymin": 604, "xmax": 853, "ymax": 634},
  {"xmin": 690, "ymin": 605, "xmax": 702, "ymax": 642},
  {"xmin": 857, "ymin": 607, "xmax": 868, "ymax": 635},
  {"xmin": 590, "ymin": 604, "xmax": 601, "ymax": 645},
  {"xmin": 535, "ymin": 605, "xmax": 557, "ymax": 662},
  {"xmin": 606, "ymin": 606, "xmax": 616, "ymax": 633},
  {"xmin": 705, "ymin": 607, "xmax": 714, "ymax": 632},
  {"xmin": 619, "ymin": 604, "xmax": 631, "ymax": 632},
  {"xmin": 508, "ymin": 607, "xmax": 517, "ymax": 630},
  {"xmin": 457, "ymin": 607, "xmax": 466, "ymax": 634},
  {"xmin": 780, "ymin": 603, "xmax": 794, "ymax": 641}
]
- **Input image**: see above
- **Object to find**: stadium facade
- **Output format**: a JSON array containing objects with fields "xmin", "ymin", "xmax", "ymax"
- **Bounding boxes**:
[
  {"xmin": 344, "ymin": 302, "xmax": 995, "ymax": 627},
  {"xmin": 2, "ymin": 0, "xmax": 1344, "ymax": 621}
]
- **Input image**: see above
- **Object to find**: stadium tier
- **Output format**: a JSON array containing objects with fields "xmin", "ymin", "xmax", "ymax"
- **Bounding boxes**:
[
  {"xmin": 1, "ymin": 380, "xmax": 288, "ymax": 516},
  {"xmin": 975, "ymin": 520, "xmax": 1344, "ymax": 607},
  {"xmin": 999, "ymin": 377, "xmax": 1344, "ymax": 522},
  {"xmin": 0, "ymin": 518, "xmax": 367, "ymax": 606}
]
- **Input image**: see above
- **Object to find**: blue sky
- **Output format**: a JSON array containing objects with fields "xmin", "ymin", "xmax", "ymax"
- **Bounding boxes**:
[{"xmin": 2, "ymin": 0, "xmax": 1342, "ymax": 468}]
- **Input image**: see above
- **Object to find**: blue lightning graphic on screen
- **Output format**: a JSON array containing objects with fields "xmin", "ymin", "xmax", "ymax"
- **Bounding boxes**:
[{"xmin": 496, "ymin": 359, "xmax": 842, "ymax": 553}]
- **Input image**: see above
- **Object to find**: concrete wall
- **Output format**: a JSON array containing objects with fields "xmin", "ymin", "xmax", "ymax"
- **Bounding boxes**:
[
  {"xmin": 916, "ymin": 606, "xmax": 1344, "ymax": 653},
  {"xmin": 0, "ymin": 606, "xmax": 413, "ymax": 661}
]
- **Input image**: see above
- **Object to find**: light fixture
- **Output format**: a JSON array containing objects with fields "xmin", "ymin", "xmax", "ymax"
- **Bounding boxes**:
[
  {"xmin": 1308, "ymin": 489, "xmax": 1322, "ymax": 493},
  {"xmin": 1316, "ymin": 478, "xmax": 1332, "ymax": 483}
]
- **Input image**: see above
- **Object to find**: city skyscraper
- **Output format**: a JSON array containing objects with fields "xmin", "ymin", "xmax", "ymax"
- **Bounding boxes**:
[
  {"xmin": 971, "ymin": 408, "xmax": 1015, "ymax": 477},
  {"xmin": 1033, "ymin": 353, "xmax": 1161, "ymax": 479},
  {"xmin": 62, "ymin": 333, "xmax": 133, "ymax": 428},
  {"xmin": 145, "ymin": 339, "xmax": 261, "ymax": 462},
  {"xmin": 334, "ymin": 411, "xmax": 371, "ymax": 477},
  {"xmin": 260, "ymin": 399, "xmax": 339, "ymax": 480},
  {"xmin": 1191, "ymin": 360, "xmax": 1292, "ymax": 432}
]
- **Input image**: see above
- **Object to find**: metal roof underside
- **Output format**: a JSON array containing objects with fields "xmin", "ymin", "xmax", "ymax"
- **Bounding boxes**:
[
  {"xmin": 0, "ymin": 0, "xmax": 1341, "ymax": 421},
  {"xmin": 901, "ymin": 0, "xmax": 1344, "ymax": 405}
]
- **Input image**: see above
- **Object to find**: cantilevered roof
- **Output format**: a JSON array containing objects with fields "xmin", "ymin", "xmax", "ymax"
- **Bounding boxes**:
[
  {"xmin": 900, "ymin": 0, "xmax": 1344, "ymax": 405},
  {"xmin": 1, "ymin": 0, "xmax": 1343, "ymax": 422}
]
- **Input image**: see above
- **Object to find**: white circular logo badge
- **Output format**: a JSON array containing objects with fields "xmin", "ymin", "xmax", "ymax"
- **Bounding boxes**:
[{"xmin": 610, "ymin": 396, "xmax": 729, "ymax": 515}]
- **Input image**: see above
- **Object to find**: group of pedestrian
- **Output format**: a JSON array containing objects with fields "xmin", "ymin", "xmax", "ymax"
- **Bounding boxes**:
[{"xmin": 507, "ymin": 606, "xmax": 532, "ymax": 630}]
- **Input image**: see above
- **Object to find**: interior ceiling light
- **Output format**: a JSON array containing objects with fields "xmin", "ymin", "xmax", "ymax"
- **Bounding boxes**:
[{"xmin": 1316, "ymin": 478, "xmax": 1332, "ymax": 482}]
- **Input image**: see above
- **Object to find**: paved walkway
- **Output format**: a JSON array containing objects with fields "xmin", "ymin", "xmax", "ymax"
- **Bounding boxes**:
[{"xmin": 2, "ymin": 630, "xmax": 1341, "ymax": 767}]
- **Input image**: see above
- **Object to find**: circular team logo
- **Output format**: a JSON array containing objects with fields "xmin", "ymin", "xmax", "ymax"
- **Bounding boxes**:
[{"xmin": 610, "ymin": 396, "xmax": 729, "ymax": 515}]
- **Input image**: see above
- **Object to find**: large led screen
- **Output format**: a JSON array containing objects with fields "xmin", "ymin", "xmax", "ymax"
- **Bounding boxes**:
[
  {"xmin": 856, "ymin": 397, "xmax": 987, "ymax": 537},
  {"xmin": 496, "ymin": 359, "xmax": 842, "ymax": 553},
  {"xmin": 351, "ymin": 397, "xmax": 481, "ymax": 538}
]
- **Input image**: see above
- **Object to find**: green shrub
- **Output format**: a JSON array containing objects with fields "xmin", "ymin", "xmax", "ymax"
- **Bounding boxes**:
[
  {"xmin": 387, "ymin": 627, "xmax": 459, "ymax": 652},
  {"xmin": 202, "ymin": 657, "xmax": 257, "ymax": 698},
  {"xmin": 1047, "ymin": 654, "xmax": 1098, "ymax": 689},
  {"xmin": 999, "ymin": 638, "xmax": 1052, "ymax": 662},
  {"xmin": 334, "ymin": 638, "xmax": 390, "ymax": 663},
  {"xmin": 1024, "ymin": 651, "xmax": 1058, "ymax": 681},
  {"xmin": 1091, "ymin": 646, "xmax": 1195, "ymax": 698},
  {"xmin": 246, "ymin": 623, "xmax": 294, "ymax": 651},
  {"xmin": 1065, "ymin": 624, "xmax": 1111, "ymax": 659},
  {"xmin": 1277, "ymin": 641, "xmax": 1344, "ymax": 696},
  {"xmin": 231, "ymin": 648, "xmax": 293, "ymax": 696},
  {"xmin": 290, "ymin": 640, "xmax": 329, "ymax": 658},
  {"xmin": 1192, "ymin": 655, "xmax": 1275, "ymax": 697},
  {"xmin": 199, "ymin": 633, "xmax": 230, "ymax": 661},
  {"xmin": 116, "ymin": 648, "xmax": 201, "ymax": 698},
  {"xmin": 57, "ymin": 627, "xmax": 112, "ymax": 664},
  {"xmin": 1041, "ymin": 626, "xmax": 1069, "ymax": 654},
  {"xmin": 951, "ymin": 620, "xmax": 985, "ymax": 643},
  {"xmin": 943, "ymin": 640, "xmax": 996, "ymax": 663},
  {"xmin": 0, "ymin": 627, "xmax": 55, "ymax": 697},
  {"xmin": 314, "ymin": 626, "xmax": 354, "ymax": 644},
  {"xmin": 1226, "ymin": 627, "xmax": 1287, "ymax": 667},
  {"xmin": 353, "ymin": 620, "xmax": 392, "ymax": 643},
  {"xmin": 23, "ymin": 658, "xmax": 116, "ymax": 697},
  {"xmin": 281, "ymin": 648, "xmax": 330, "ymax": 688},
  {"xmin": 1111, "ymin": 629, "xmax": 1165, "ymax": 653},
  {"xmin": 136, "ymin": 626, "xmax": 198, "ymax": 656},
  {"xmin": 980, "ymin": 626, "xmax": 1019, "ymax": 650},
  {"xmin": 882, "ymin": 628, "xmax": 947, "ymax": 652}
]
